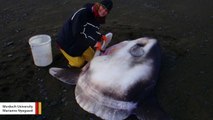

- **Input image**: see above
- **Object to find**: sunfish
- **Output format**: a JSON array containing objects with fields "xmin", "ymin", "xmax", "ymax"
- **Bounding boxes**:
[{"xmin": 49, "ymin": 37, "xmax": 171, "ymax": 120}]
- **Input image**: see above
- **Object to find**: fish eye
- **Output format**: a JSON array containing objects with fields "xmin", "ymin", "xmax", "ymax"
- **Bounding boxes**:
[
  {"xmin": 136, "ymin": 43, "xmax": 145, "ymax": 47},
  {"xmin": 129, "ymin": 44, "xmax": 145, "ymax": 57}
]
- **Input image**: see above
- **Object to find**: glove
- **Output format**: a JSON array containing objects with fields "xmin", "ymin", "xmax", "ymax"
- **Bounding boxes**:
[
  {"xmin": 101, "ymin": 35, "xmax": 107, "ymax": 41},
  {"xmin": 94, "ymin": 42, "xmax": 102, "ymax": 50}
]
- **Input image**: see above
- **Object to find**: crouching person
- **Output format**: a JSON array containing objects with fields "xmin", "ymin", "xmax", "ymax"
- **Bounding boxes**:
[{"xmin": 57, "ymin": 0, "xmax": 113, "ymax": 68}]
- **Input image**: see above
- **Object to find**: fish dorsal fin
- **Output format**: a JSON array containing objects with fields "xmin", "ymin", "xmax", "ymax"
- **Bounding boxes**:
[{"xmin": 49, "ymin": 67, "xmax": 80, "ymax": 85}]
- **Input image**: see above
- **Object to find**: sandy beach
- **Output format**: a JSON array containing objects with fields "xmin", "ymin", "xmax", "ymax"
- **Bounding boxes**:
[{"xmin": 0, "ymin": 0, "xmax": 212, "ymax": 119}]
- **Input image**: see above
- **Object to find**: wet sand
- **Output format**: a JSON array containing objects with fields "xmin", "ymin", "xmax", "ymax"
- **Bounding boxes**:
[{"xmin": 0, "ymin": 0, "xmax": 213, "ymax": 119}]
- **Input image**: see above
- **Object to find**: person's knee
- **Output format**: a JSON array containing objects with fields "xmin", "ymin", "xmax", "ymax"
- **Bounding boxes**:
[
  {"xmin": 69, "ymin": 60, "xmax": 85, "ymax": 68},
  {"xmin": 83, "ymin": 47, "xmax": 95, "ymax": 61}
]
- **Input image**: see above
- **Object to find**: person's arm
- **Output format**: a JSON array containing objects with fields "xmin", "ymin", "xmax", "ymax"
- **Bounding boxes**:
[
  {"xmin": 71, "ymin": 8, "xmax": 87, "ymax": 37},
  {"xmin": 71, "ymin": 8, "xmax": 102, "ymax": 46}
]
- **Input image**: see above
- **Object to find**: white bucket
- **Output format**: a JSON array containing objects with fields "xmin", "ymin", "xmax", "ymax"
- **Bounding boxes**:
[{"xmin": 29, "ymin": 34, "xmax": 53, "ymax": 67}]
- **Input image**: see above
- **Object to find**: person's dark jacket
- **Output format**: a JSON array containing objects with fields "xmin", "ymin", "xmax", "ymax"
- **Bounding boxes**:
[{"xmin": 57, "ymin": 3, "xmax": 102, "ymax": 56}]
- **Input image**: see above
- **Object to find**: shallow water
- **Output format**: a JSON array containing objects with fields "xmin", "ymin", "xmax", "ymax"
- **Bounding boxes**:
[{"xmin": 0, "ymin": 0, "xmax": 212, "ymax": 120}]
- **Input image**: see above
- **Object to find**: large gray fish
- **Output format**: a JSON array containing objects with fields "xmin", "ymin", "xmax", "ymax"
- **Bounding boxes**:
[{"xmin": 49, "ymin": 37, "xmax": 171, "ymax": 120}]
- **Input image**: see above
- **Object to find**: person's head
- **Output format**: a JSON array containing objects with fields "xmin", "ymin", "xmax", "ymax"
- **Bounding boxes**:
[
  {"xmin": 93, "ymin": 0, "xmax": 113, "ymax": 17},
  {"xmin": 92, "ymin": 0, "xmax": 113, "ymax": 24},
  {"xmin": 99, "ymin": 0, "xmax": 113, "ymax": 16}
]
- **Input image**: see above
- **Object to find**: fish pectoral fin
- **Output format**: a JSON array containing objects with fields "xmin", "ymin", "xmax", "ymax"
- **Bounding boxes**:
[
  {"xmin": 49, "ymin": 67, "xmax": 81, "ymax": 85},
  {"xmin": 134, "ymin": 95, "xmax": 172, "ymax": 120}
]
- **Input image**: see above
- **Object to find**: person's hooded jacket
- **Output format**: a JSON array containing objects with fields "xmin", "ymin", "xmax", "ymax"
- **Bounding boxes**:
[{"xmin": 57, "ymin": 3, "xmax": 103, "ymax": 56}]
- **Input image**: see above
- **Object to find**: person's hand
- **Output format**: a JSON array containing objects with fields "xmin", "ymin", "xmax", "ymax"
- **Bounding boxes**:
[
  {"xmin": 94, "ymin": 42, "xmax": 102, "ymax": 50},
  {"xmin": 101, "ymin": 35, "xmax": 107, "ymax": 41}
]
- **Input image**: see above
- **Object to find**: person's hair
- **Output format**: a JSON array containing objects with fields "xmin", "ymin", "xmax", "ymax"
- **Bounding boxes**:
[{"xmin": 93, "ymin": 2, "xmax": 101, "ymax": 11}]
